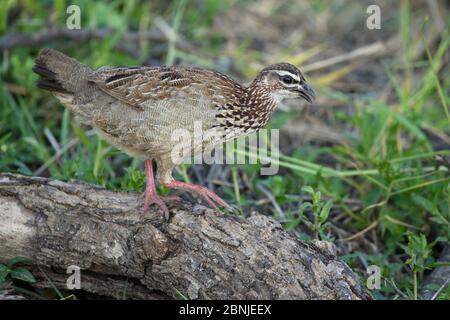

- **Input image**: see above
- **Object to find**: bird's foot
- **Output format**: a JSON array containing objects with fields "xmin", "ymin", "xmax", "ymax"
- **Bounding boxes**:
[
  {"xmin": 141, "ymin": 194, "xmax": 181, "ymax": 220},
  {"xmin": 141, "ymin": 159, "xmax": 182, "ymax": 220},
  {"xmin": 163, "ymin": 180, "xmax": 232, "ymax": 211}
]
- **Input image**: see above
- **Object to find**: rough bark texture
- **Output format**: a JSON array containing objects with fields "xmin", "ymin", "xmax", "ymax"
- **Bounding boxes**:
[
  {"xmin": 420, "ymin": 245, "xmax": 450, "ymax": 300},
  {"xmin": 0, "ymin": 173, "xmax": 371, "ymax": 300}
]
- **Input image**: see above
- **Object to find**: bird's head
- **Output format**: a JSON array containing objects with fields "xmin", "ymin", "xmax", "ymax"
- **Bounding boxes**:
[{"xmin": 252, "ymin": 63, "xmax": 315, "ymax": 104}]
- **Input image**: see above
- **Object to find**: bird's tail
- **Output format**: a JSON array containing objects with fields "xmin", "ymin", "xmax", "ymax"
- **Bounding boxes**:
[{"xmin": 33, "ymin": 48, "xmax": 92, "ymax": 94}]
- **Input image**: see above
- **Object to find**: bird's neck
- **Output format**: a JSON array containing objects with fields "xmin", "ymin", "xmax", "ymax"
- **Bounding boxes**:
[
  {"xmin": 243, "ymin": 83, "xmax": 278, "ymax": 129},
  {"xmin": 214, "ymin": 82, "xmax": 278, "ymax": 142}
]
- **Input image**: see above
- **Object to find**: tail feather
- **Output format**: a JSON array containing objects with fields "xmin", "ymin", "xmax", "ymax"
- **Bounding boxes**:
[
  {"xmin": 36, "ymin": 79, "xmax": 71, "ymax": 94},
  {"xmin": 33, "ymin": 64, "xmax": 71, "ymax": 94},
  {"xmin": 33, "ymin": 48, "xmax": 92, "ymax": 94}
]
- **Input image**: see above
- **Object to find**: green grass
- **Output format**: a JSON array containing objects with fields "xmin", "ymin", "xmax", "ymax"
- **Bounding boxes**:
[{"xmin": 0, "ymin": 0, "xmax": 449, "ymax": 300}]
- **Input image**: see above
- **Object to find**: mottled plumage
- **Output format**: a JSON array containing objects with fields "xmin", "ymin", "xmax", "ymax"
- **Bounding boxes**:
[{"xmin": 33, "ymin": 48, "xmax": 315, "ymax": 218}]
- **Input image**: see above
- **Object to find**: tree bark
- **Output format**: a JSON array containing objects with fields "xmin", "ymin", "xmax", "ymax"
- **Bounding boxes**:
[
  {"xmin": 0, "ymin": 173, "xmax": 371, "ymax": 300},
  {"xmin": 420, "ymin": 245, "xmax": 450, "ymax": 300}
]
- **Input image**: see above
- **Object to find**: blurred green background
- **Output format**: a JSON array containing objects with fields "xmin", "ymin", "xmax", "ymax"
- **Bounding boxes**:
[{"xmin": 0, "ymin": 0, "xmax": 449, "ymax": 300}]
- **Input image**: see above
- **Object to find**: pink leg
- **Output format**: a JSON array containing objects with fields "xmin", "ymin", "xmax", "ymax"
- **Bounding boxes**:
[
  {"xmin": 142, "ymin": 160, "xmax": 179, "ymax": 219},
  {"xmin": 163, "ymin": 180, "xmax": 232, "ymax": 210}
]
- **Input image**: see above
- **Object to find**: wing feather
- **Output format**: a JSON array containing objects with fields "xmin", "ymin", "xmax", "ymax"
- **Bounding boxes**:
[{"xmin": 88, "ymin": 66, "xmax": 243, "ymax": 112}]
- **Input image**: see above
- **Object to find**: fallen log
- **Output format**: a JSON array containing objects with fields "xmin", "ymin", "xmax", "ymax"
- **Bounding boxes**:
[{"xmin": 0, "ymin": 173, "xmax": 371, "ymax": 300}]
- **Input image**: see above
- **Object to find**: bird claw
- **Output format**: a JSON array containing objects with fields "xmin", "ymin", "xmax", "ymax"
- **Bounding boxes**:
[
  {"xmin": 163, "ymin": 180, "xmax": 232, "ymax": 213},
  {"xmin": 141, "ymin": 195, "xmax": 180, "ymax": 221},
  {"xmin": 141, "ymin": 159, "xmax": 232, "ymax": 220},
  {"xmin": 199, "ymin": 192, "xmax": 232, "ymax": 212}
]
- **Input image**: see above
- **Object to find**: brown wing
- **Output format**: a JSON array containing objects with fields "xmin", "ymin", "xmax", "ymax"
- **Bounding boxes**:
[
  {"xmin": 88, "ymin": 66, "xmax": 245, "ymax": 115},
  {"xmin": 88, "ymin": 66, "xmax": 198, "ymax": 110}
]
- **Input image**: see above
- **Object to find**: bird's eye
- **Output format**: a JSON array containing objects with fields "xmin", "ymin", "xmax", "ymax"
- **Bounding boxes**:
[{"xmin": 280, "ymin": 75, "xmax": 294, "ymax": 84}]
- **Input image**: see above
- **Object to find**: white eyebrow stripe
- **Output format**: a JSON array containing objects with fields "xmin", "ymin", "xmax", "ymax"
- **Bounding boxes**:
[{"xmin": 274, "ymin": 70, "xmax": 300, "ymax": 82}]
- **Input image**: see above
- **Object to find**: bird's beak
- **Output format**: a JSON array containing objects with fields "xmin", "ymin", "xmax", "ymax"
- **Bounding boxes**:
[{"xmin": 297, "ymin": 83, "xmax": 315, "ymax": 103}]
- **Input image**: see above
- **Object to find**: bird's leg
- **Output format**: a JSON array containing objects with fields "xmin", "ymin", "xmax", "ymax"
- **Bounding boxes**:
[
  {"xmin": 163, "ymin": 180, "xmax": 232, "ymax": 210},
  {"xmin": 142, "ymin": 159, "xmax": 179, "ymax": 219}
]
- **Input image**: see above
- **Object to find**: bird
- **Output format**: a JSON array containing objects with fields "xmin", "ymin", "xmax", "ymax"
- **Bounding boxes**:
[{"xmin": 33, "ymin": 48, "xmax": 315, "ymax": 219}]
